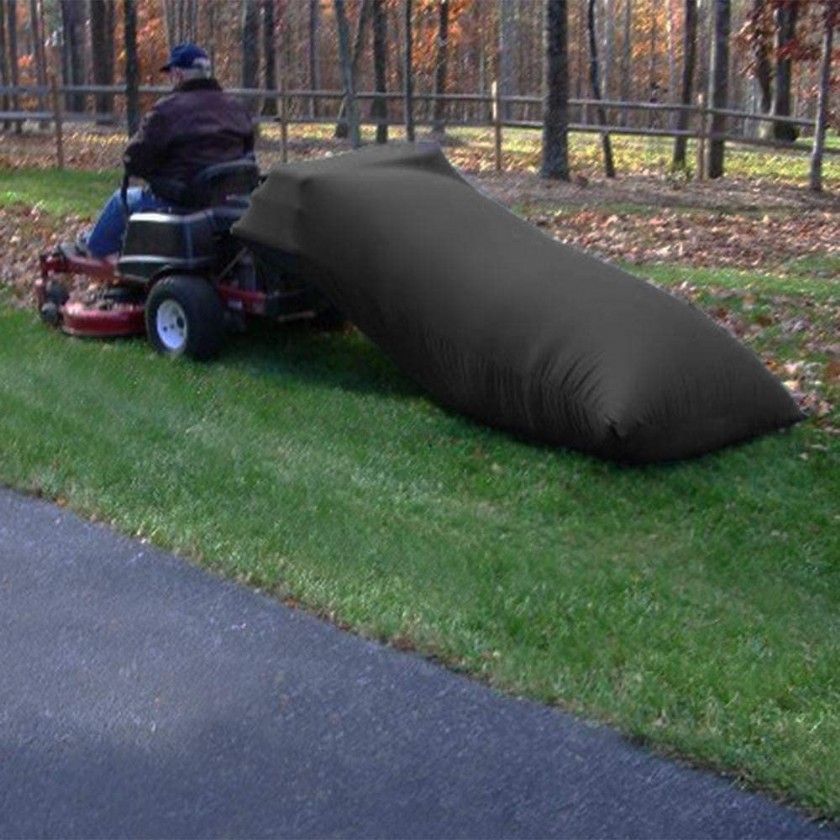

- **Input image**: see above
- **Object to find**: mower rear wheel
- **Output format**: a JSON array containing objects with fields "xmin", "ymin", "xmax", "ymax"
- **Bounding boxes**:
[{"xmin": 145, "ymin": 275, "xmax": 225, "ymax": 360}]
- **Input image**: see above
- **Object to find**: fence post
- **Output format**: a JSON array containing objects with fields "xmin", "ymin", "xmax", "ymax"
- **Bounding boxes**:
[
  {"xmin": 491, "ymin": 80, "xmax": 503, "ymax": 172},
  {"xmin": 49, "ymin": 74, "xmax": 64, "ymax": 170},
  {"xmin": 696, "ymin": 92, "xmax": 707, "ymax": 181}
]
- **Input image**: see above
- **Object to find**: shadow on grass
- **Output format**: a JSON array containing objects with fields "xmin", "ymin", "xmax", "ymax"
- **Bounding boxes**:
[
  {"xmin": 214, "ymin": 318, "xmax": 748, "ymax": 476},
  {"xmin": 221, "ymin": 318, "xmax": 425, "ymax": 401}
]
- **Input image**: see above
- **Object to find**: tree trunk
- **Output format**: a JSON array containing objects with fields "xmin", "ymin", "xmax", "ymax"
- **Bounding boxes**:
[
  {"xmin": 6, "ymin": 0, "xmax": 21, "ymax": 131},
  {"xmin": 432, "ymin": 0, "xmax": 449, "ymax": 136},
  {"xmin": 308, "ymin": 0, "xmax": 320, "ymax": 118},
  {"xmin": 707, "ymin": 0, "xmax": 730, "ymax": 179},
  {"xmin": 772, "ymin": 0, "xmax": 799, "ymax": 142},
  {"xmin": 371, "ymin": 0, "xmax": 388, "ymax": 143},
  {"xmin": 29, "ymin": 0, "xmax": 48, "ymax": 114},
  {"xmin": 261, "ymin": 0, "xmax": 277, "ymax": 117},
  {"xmin": 404, "ymin": 0, "xmax": 415, "ymax": 141},
  {"xmin": 542, "ymin": 0, "xmax": 570, "ymax": 180},
  {"xmin": 335, "ymin": 0, "xmax": 372, "ymax": 139},
  {"xmin": 673, "ymin": 0, "xmax": 697, "ymax": 168},
  {"xmin": 478, "ymin": 0, "xmax": 490, "ymax": 121},
  {"xmin": 390, "ymin": 2, "xmax": 404, "ymax": 102},
  {"xmin": 124, "ymin": 0, "xmax": 140, "ymax": 137},
  {"xmin": 162, "ymin": 0, "xmax": 174, "ymax": 48},
  {"xmin": 241, "ymin": 0, "xmax": 261, "ymax": 116},
  {"xmin": 90, "ymin": 0, "xmax": 116, "ymax": 121},
  {"xmin": 602, "ymin": 0, "xmax": 614, "ymax": 101},
  {"xmin": 587, "ymin": 0, "xmax": 615, "ymax": 176},
  {"xmin": 810, "ymin": 0, "xmax": 837, "ymax": 192},
  {"xmin": 750, "ymin": 0, "xmax": 773, "ymax": 118},
  {"xmin": 206, "ymin": 1, "xmax": 217, "ymax": 72},
  {"xmin": 334, "ymin": 0, "xmax": 360, "ymax": 147},
  {"xmin": 186, "ymin": 0, "xmax": 199, "ymax": 42},
  {"xmin": 0, "ymin": 0, "xmax": 8, "ymax": 129},
  {"xmin": 60, "ymin": 0, "xmax": 86, "ymax": 113},
  {"xmin": 666, "ymin": 0, "xmax": 678, "ymax": 112},
  {"xmin": 499, "ymin": 0, "xmax": 518, "ymax": 121},
  {"xmin": 648, "ymin": 0, "xmax": 658, "ymax": 125},
  {"xmin": 620, "ymin": 0, "xmax": 632, "ymax": 125},
  {"xmin": 162, "ymin": 0, "xmax": 199, "ymax": 47}
]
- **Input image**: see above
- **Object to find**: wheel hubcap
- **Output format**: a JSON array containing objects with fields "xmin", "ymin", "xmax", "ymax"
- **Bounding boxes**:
[{"xmin": 156, "ymin": 299, "xmax": 188, "ymax": 351}]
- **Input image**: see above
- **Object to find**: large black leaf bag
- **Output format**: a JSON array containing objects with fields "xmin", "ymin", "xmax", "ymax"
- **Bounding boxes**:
[{"xmin": 233, "ymin": 143, "xmax": 803, "ymax": 463}]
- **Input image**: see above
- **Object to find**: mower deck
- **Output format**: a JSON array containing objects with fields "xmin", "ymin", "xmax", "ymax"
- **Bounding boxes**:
[
  {"xmin": 59, "ymin": 298, "xmax": 146, "ymax": 338},
  {"xmin": 37, "ymin": 246, "xmax": 146, "ymax": 339}
]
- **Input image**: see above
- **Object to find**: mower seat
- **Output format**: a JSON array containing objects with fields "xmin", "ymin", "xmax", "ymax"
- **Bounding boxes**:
[
  {"xmin": 145, "ymin": 159, "xmax": 260, "ymax": 211},
  {"xmin": 186, "ymin": 159, "xmax": 260, "ymax": 208}
]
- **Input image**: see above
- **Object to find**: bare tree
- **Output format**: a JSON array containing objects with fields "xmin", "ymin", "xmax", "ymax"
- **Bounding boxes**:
[
  {"xmin": 372, "ymin": 0, "xmax": 388, "ymax": 143},
  {"xmin": 404, "ymin": 0, "xmax": 415, "ymax": 141},
  {"xmin": 262, "ymin": 0, "xmax": 277, "ymax": 117},
  {"xmin": 60, "ymin": 0, "xmax": 86, "ymax": 112},
  {"xmin": 90, "ymin": 0, "xmax": 116, "ymax": 121},
  {"xmin": 334, "ymin": 0, "xmax": 361, "ymax": 147},
  {"xmin": 205, "ymin": 1, "xmax": 217, "ymax": 70},
  {"xmin": 29, "ymin": 0, "xmax": 49, "ymax": 115},
  {"xmin": 432, "ymin": 0, "xmax": 450, "ymax": 136},
  {"xmin": 308, "ymin": 0, "xmax": 321, "ymax": 118},
  {"xmin": 619, "ymin": 0, "xmax": 632, "ymax": 124},
  {"xmin": 810, "ymin": 0, "xmax": 837, "ymax": 192},
  {"xmin": 6, "ymin": 0, "xmax": 21, "ymax": 131},
  {"xmin": 0, "ymin": 0, "xmax": 8, "ymax": 129},
  {"xmin": 666, "ymin": 0, "xmax": 678, "ymax": 109},
  {"xmin": 499, "ymin": 0, "xmax": 519, "ymax": 121},
  {"xmin": 335, "ymin": 0, "xmax": 372, "ymax": 139},
  {"xmin": 748, "ymin": 0, "xmax": 774, "ymax": 119},
  {"xmin": 673, "ymin": 0, "xmax": 697, "ymax": 169},
  {"xmin": 162, "ymin": 0, "xmax": 199, "ymax": 47},
  {"xmin": 542, "ymin": 0, "xmax": 570, "ymax": 180},
  {"xmin": 648, "ymin": 0, "xmax": 659, "ymax": 123},
  {"xmin": 587, "ymin": 0, "xmax": 614, "ymax": 176},
  {"xmin": 772, "ymin": 0, "xmax": 799, "ymax": 142},
  {"xmin": 602, "ymin": 0, "xmax": 615, "ymax": 101},
  {"xmin": 708, "ymin": 0, "xmax": 730, "ymax": 178},
  {"xmin": 124, "ymin": 0, "xmax": 140, "ymax": 136},
  {"xmin": 241, "ymin": 0, "xmax": 261, "ymax": 115}
]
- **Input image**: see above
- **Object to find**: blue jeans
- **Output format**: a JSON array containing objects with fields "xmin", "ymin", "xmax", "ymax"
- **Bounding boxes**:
[{"xmin": 86, "ymin": 187, "xmax": 175, "ymax": 257}]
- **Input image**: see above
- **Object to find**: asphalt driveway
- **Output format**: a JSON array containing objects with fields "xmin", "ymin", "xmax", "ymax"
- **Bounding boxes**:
[{"xmin": 0, "ymin": 484, "xmax": 834, "ymax": 839}]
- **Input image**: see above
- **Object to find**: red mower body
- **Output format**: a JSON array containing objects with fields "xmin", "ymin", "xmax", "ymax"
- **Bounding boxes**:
[{"xmin": 37, "ymin": 249, "xmax": 146, "ymax": 339}]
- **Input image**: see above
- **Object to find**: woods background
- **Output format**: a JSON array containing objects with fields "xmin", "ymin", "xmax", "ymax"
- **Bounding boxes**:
[{"xmin": 0, "ymin": 0, "xmax": 837, "ymax": 185}]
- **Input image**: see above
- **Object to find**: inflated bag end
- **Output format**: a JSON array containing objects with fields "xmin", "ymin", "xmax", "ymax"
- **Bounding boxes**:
[{"xmin": 233, "ymin": 143, "xmax": 804, "ymax": 463}]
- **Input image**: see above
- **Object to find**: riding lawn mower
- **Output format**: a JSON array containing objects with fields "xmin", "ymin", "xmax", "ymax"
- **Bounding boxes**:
[{"xmin": 36, "ymin": 159, "xmax": 343, "ymax": 360}]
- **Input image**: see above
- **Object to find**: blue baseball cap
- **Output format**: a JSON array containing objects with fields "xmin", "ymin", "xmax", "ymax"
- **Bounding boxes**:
[{"xmin": 160, "ymin": 43, "xmax": 209, "ymax": 72}]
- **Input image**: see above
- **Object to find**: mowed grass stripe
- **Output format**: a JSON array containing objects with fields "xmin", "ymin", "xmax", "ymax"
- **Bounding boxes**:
[{"xmin": 0, "ymin": 303, "xmax": 837, "ymax": 817}]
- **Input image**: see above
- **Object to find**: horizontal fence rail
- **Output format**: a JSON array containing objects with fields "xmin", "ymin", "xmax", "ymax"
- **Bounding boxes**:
[{"xmin": 1, "ymin": 82, "xmax": 833, "ymax": 174}]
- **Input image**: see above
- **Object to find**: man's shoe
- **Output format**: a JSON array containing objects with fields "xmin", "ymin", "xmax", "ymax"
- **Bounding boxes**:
[{"xmin": 75, "ymin": 230, "xmax": 92, "ymax": 256}]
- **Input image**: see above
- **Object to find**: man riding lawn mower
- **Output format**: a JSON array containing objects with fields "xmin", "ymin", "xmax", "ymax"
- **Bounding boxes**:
[{"xmin": 37, "ymin": 43, "xmax": 343, "ymax": 360}]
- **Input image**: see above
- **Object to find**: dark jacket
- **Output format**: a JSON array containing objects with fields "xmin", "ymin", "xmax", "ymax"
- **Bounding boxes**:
[{"xmin": 124, "ymin": 78, "xmax": 254, "ymax": 190}]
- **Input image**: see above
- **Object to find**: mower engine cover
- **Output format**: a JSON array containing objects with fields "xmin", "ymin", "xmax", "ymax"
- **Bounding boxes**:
[
  {"xmin": 232, "ymin": 143, "xmax": 803, "ymax": 463},
  {"xmin": 117, "ymin": 210, "xmax": 216, "ymax": 284}
]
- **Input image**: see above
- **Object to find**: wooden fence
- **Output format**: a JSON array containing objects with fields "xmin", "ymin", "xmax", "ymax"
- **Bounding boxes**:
[{"xmin": 0, "ymin": 81, "xmax": 832, "ymax": 176}]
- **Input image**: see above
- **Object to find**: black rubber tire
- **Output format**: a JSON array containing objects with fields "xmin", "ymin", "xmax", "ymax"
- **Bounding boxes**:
[
  {"xmin": 44, "ymin": 280, "xmax": 70, "ymax": 307},
  {"xmin": 40, "ymin": 301, "xmax": 61, "ymax": 328},
  {"xmin": 145, "ymin": 275, "xmax": 225, "ymax": 360}
]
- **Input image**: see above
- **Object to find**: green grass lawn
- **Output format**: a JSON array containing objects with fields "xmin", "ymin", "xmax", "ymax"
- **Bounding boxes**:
[
  {"xmin": 0, "ymin": 168, "xmax": 118, "ymax": 216},
  {"xmin": 1, "ymin": 168, "xmax": 838, "ymax": 820}
]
